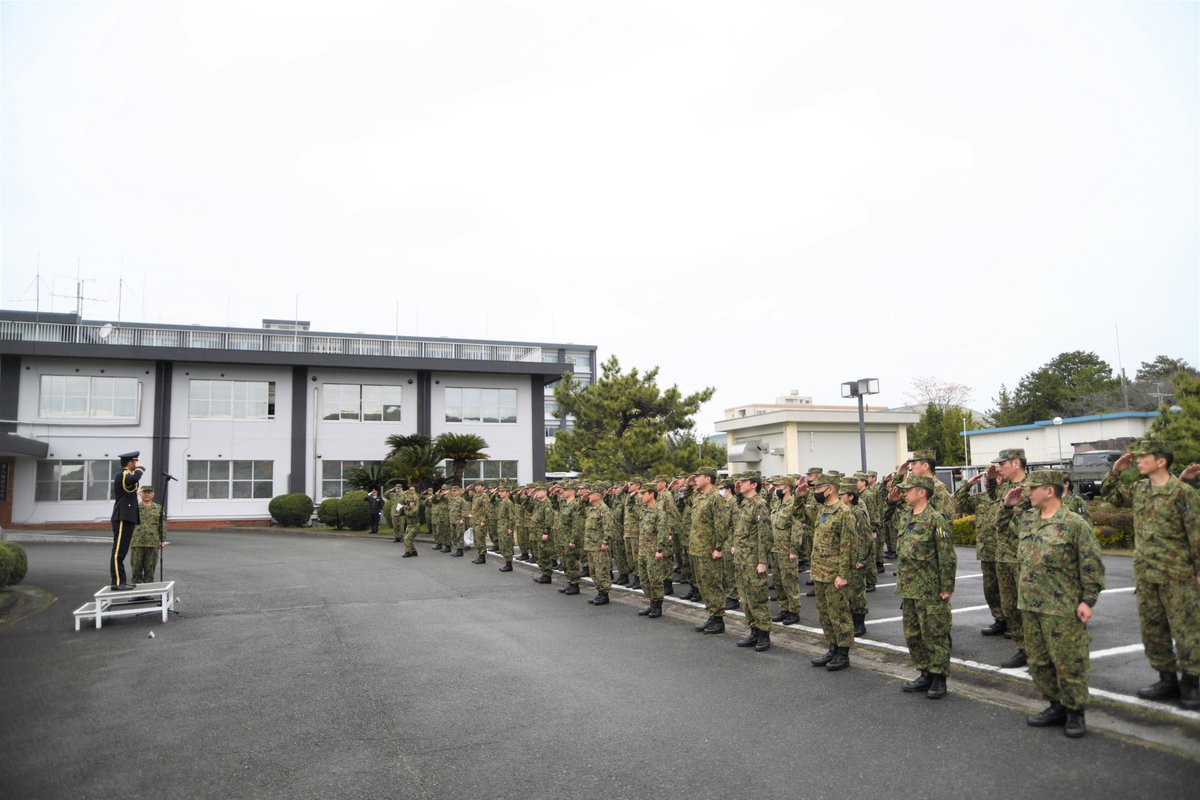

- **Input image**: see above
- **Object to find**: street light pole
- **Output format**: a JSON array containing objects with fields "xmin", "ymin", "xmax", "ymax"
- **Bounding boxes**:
[
  {"xmin": 1053, "ymin": 416, "xmax": 1064, "ymax": 465},
  {"xmin": 841, "ymin": 378, "xmax": 880, "ymax": 473}
]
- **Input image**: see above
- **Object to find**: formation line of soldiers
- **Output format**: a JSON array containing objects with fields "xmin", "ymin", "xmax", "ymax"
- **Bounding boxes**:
[{"xmin": 383, "ymin": 441, "xmax": 1200, "ymax": 740}]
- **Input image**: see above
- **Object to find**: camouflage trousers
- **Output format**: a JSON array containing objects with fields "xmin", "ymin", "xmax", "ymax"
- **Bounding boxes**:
[
  {"xmin": 474, "ymin": 524, "xmax": 491, "ymax": 556},
  {"xmin": 873, "ymin": 529, "xmax": 884, "ymax": 569},
  {"xmin": 866, "ymin": 534, "xmax": 879, "ymax": 588},
  {"xmin": 612, "ymin": 533, "xmax": 632, "ymax": 577},
  {"xmin": 1024, "ymin": 610, "xmax": 1090, "ymax": 710},
  {"xmin": 770, "ymin": 549, "xmax": 801, "ymax": 614},
  {"xmin": 674, "ymin": 533, "xmax": 690, "ymax": 583},
  {"xmin": 995, "ymin": 561, "xmax": 1024, "ymax": 649},
  {"xmin": 452, "ymin": 523, "xmax": 465, "ymax": 550},
  {"xmin": 392, "ymin": 516, "xmax": 405, "ymax": 540},
  {"xmin": 587, "ymin": 549, "xmax": 612, "ymax": 592},
  {"xmin": 693, "ymin": 554, "xmax": 726, "ymax": 618},
  {"xmin": 1136, "ymin": 579, "xmax": 1200, "ymax": 675},
  {"xmin": 130, "ymin": 546, "xmax": 158, "ymax": 584},
  {"xmin": 800, "ymin": 529, "xmax": 813, "ymax": 565},
  {"xmin": 402, "ymin": 523, "xmax": 418, "ymax": 555},
  {"xmin": 535, "ymin": 534, "xmax": 554, "ymax": 576},
  {"xmin": 624, "ymin": 537, "xmax": 641, "ymax": 582},
  {"xmin": 980, "ymin": 559, "xmax": 1004, "ymax": 621},
  {"xmin": 562, "ymin": 543, "xmax": 582, "ymax": 585},
  {"xmin": 724, "ymin": 553, "xmax": 739, "ymax": 603},
  {"xmin": 640, "ymin": 549, "xmax": 668, "ymax": 601},
  {"xmin": 497, "ymin": 528, "xmax": 514, "ymax": 561},
  {"xmin": 734, "ymin": 555, "xmax": 771, "ymax": 631},
  {"xmin": 849, "ymin": 566, "xmax": 869, "ymax": 616},
  {"xmin": 902, "ymin": 597, "xmax": 952, "ymax": 675},
  {"xmin": 884, "ymin": 522, "xmax": 898, "ymax": 555},
  {"xmin": 815, "ymin": 582, "xmax": 854, "ymax": 647}
]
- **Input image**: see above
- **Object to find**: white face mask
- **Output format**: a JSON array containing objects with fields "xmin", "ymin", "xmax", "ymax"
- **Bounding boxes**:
[{"xmin": 719, "ymin": 489, "xmax": 729, "ymax": 498}]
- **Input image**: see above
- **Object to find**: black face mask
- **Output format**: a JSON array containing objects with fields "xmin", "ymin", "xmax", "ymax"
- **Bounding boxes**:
[
  {"xmin": 813, "ymin": 490, "xmax": 828, "ymax": 504},
  {"xmin": 774, "ymin": 489, "xmax": 785, "ymax": 500}
]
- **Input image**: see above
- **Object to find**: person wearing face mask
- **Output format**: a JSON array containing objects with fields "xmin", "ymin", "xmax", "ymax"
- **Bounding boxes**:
[
  {"xmin": 768, "ymin": 477, "xmax": 802, "ymax": 626},
  {"xmin": 840, "ymin": 480, "xmax": 873, "ymax": 638},
  {"xmin": 809, "ymin": 474, "xmax": 858, "ymax": 671},
  {"xmin": 994, "ymin": 448, "xmax": 1034, "ymax": 668},
  {"xmin": 623, "ymin": 479, "xmax": 645, "ymax": 591},
  {"xmin": 730, "ymin": 472, "xmax": 773, "ymax": 651},
  {"xmin": 721, "ymin": 477, "xmax": 742, "ymax": 610},
  {"xmin": 689, "ymin": 468, "xmax": 732, "ymax": 634}
]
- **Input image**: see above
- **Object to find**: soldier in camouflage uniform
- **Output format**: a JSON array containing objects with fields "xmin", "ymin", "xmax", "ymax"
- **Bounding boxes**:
[
  {"xmin": 809, "ymin": 474, "xmax": 857, "ymax": 671},
  {"xmin": 493, "ymin": 484, "xmax": 517, "ymax": 572},
  {"xmin": 799, "ymin": 466, "xmax": 823, "ymax": 569},
  {"xmin": 1014, "ymin": 470, "xmax": 1103, "ymax": 738},
  {"xmin": 768, "ymin": 477, "xmax": 802, "ymax": 626},
  {"xmin": 894, "ymin": 474, "xmax": 957, "ymax": 699},
  {"xmin": 994, "ymin": 448, "xmax": 1033, "ymax": 668},
  {"xmin": 385, "ymin": 484, "xmax": 406, "ymax": 543},
  {"xmin": 583, "ymin": 486, "xmax": 613, "ymax": 605},
  {"xmin": 636, "ymin": 486, "xmax": 670, "ymax": 618},
  {"xmin": 130, "ymin": 486, "xmax": 165, "ymax": 584},
  {"xmin": 856, "ymin": 472, "xmax": 882, "ymax": 585},
  {"xmin": 730, "ymin": 472, "xmax": 773, "ymax": 651},
  {"xmin": 1061, "ymin": 478, "xmax": 1091, "ymax": 523},
  {"xmin": 556, "ymin": 484, "xmax": 584, "ymax": 595},
  {"xmin": 468, "ymin": 484, "xmax": 490, "ymax": 564},
  {"xmin": 447, "ymin": 486, "xmax": 467, "ymax": 557},
  {"xmin": 399, "ymin": 488, "xmax": 421, "ymax": 557},
  {"xmin": 430, "ymin": 489, "xmax": 449, "ymax": 552},
  {"xmin": 722, "ymin": 477, "xmax": 741, "ymax": 609},
  {"xmin": 623, "ymin": 479, "xmax": 645, "ymax": 591},
  {"xmin": 654, "ymin": 475, "xmax": 681, "ymax": 597},
  {"xmin": 606, "ymin": 484, "xmax": 629, "ymax": 582},
  {"xmin": 840, "ymin": 480, "xmax": 873, "ymax": 638},
  {"xmin": 529, "ymin": 486, "xmax": 557, "ymax": 584},
  {"xmin": 689, "ymin": 468, "xmax": 731, "ymax": 634},
  {"xmin": 1101, "ymin": 442, "xmax": 1200, "ymax": 710},
  {"xmin": 955, "ymin": 470, "xmax": 1006, "ymax": 635}
]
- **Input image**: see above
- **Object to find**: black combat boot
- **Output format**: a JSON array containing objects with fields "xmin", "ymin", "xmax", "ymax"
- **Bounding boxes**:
[
  {"xmin": 852, "ymin": 613, "xmax": 867, "ymax": 637},
  {"xmin": 686, "ymin": 587, "xmax": 702, "ymax": 602},
  {"xmin": 805, "ymin": 579, "xmax": 815, "ymax": 586},
  {"xmin": 663, "ymin": 578, "xmax": 674, "ymax": 596},
  {"xmin": 499, "ymin": 561, "xmax": 513, "ymax": 572},
  {"xmin": 703, "ymin": 616, "xmax": 725, "ymax": 635},
  {"xmin": 533, "ymin": 574, "xmax": 552, "ymax": 584},
  {"xmin": 736, "ymin": 629, "xmax": 760, "ymax": 648},
  {"xmin": 580, "ymin": 566, "xmax": 589, "ymax": 578},
  {"xmin": 629, "ymin": 575, "xmax": 642, "ymax": 591},
  {"xmin": 724, "ymin": 598, "xmax": 740, "ymax": 610},
  {"xmin": 616, "ymin": 573, "xmax": 629, "ymax": 586},
  {"xmin": 401, "ymin": 552, "xmax": 414, "ymax": 558},
  {"xmin": 1000, "ymin": 650, "xmax": 1027, "ymax": 668},
  {"xmin": 433, "ymin": 543, "xmax": 443, "ymax": 550},
  {"xmin": 1181, "ymin": 674, "xmax": 1200, "ymax": 710},
  {"xmin": 638, "ymin": 602, "xmax": 654, "ymax": 616},
  {"xmin": 1026, "ymin": 701, "xmax": 1066, "ymax": 727},
  {"xmin": 779, "ymin": 611, "xmax": 799, "ymax": 626},
  {"xmin": 805, "ymin": 589, "xmax": 816, "ymax": 597},
  {"xmin": 1136, "ymin": 670, "xmax": 1180, "ymax": 701},
  {"xmin": 1063, "ymin": 708, "xmax": 1086, "ymax": 738},
  {"xmin": 410, "ymin": 549, "xmax": 418, "ymax": 557},
  {"xmin": 472, "ymin": 554, "xmax": 486, "ymax": 564},
  {"xmin": 876, "ymin": 564, "xmax": 885, "ymax": 574},
  {"xmin": 647, "ymin": 600, "xmax": 663, "ymax": 618},
  {"xmin": 772, "ymin": 610, "xmax": 787, "ymax": 623},
  {"xmin": 811, "ymin": 645, "xmax": 837, "ymax": 667},
  {"xmin": 563, "ymin": 583, "xmax": 580, "ymax": 596},
  {"xmin": 755, "ymin": 629, "xmax": 771, "ymax": 652},
  {"xmin": 981, "ymin": 619, "xmax": 1008, "ymax": 636},
  {"xmin": 452, "ymin": 548, "xmax": 464, "ymax": 557},
  {"xmin": 694, "ymin": 616, "xmax": 717, "ymax": 632},
  {"xmin": 865, "ymin": 585, "xmax": 876, "ymax": 593},
  {"xmin": 590, "ymin": 591, "xmax": 610, "ymax": 606},
  {"xmin": 902, "ymin": 670, "xmax": 932, "ymax": 693},
  {"xmin": 926, "ymin": 673, "xmax": 947, "ymax": 699},
  {"xmin": 825, "ymin": 647, "xmax": 850, "ymax": 671}
]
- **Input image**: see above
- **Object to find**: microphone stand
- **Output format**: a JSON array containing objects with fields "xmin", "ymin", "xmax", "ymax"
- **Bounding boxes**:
[{"xmin": 159, "ymin": 472, "xmax": 180, "ymax": 615}]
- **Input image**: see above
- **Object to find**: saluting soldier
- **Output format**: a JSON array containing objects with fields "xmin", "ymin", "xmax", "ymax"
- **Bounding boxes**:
[
  {"xmin": 810, "ymin": 473, "xmax": 857, "ymax": 671},
  {"xmin": 955, "ymin": 468, "xmax": 1007, "ymax": 636},
  {"xmin": 583, "ymin": 485, "xmax": 613, "ymax": 605},
  {"xmin": 493, "ymin": 483, "xmax": 518, "ymax": 572},
  {"xmin": 840, "ymin": 480, "xmax": 873, "ymax": 638},
  {"xmin": 529, "ymin": 485, "xmax": 557, "ymax": 584},
  {"xmin": 995, "ymin": 448, "xmax": 1034, "ymax": 668},
  {"xmin": 731, "ymin": 472, "xmax": 773, "ymax": 651},
  {"xmin": 689, "ymin": 468, "xmax": 731, "ymax": 634},
  {"xmin": 768, "ymin": 477, "xmax": 802, "ymax": 626},
  {"xmin": 636, "ymin": 485, "xmax": 669, "ymax": 618},
  {"xmin": 623, "ymin": 479, "xmax": 645, "ymax": 591},
  {"xmin": 109, "ymin": 451, "xmax": 144, "ymax": 590},
  {"xmin": 129, "ymin": 485, "xmax": 165, "ymax": 585}
]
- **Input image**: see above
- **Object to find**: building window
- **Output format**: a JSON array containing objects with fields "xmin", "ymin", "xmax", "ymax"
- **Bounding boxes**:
[
  {"xmin": 39, "ymin": 376, "xmax": 139, "ymax": 419},
  {"xmin": 320, "ymin": 460, "xmax": 382, "ymax": 499},
  {"xmin": 189, "ymin": 380, "xmax": 275, "ymax": 420},
  {"xmin": 35, "ymin": 459, "xmax": 121, "ymax": 502},
  {"xmin": 544, "ymin": 426, "xmax": 558, "ymax": 438},
  {"xmin": 545, "ymin": 400, "xmax": 559, "ymax": 417},
  {"xmin": 444, "ymin": 387, "xmax": 517, "ymax": 424},
  {"xmin": 450, "ymin": 459, "xmax": 518, "ymax": 486},
  {"xmin": 187, "ymin": 460, "xmax": 273, "ymax": 499},
  {"xmin": 542, "ymin": 354, "xmax": 561, "ymax": 364},
  {"xmin": 322, "ymin": 384, "xmax": 402, "ymax": 422}
]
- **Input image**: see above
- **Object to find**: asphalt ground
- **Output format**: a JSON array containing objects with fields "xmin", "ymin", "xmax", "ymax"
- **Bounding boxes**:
[{"xmin": 2, "ymin": 530, "xmax": 1200, "ymax": 800}]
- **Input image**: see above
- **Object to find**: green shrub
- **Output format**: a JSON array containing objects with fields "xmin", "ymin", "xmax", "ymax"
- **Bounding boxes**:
[
  {"xmin": 268, "ymin": 493, "xmax": 315, "ymax": 527},
  {"xmin": 317, "ymin": 498, "xmax": 341, "ymax": 528},
  {"xmin": 1091, "ymin": 509, "xmax": 1133, "ymax": 549},
  {"xmin": 337, "ymin": 490, "xmax": 371, "ymax": 531},
  {"xmin": 4, "ymin": 541, "xmax": 28, "ymax": 585},
  {"xmin": 951, "ymin": 515, "xmax": 976, "ymax": 546},
  {"xmin": 0, "ymin": 545, "xmax": 12, "ymax": 587}
]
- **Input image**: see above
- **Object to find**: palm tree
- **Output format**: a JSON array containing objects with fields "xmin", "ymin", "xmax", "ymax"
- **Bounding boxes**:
[
  {"xmin": 386, "ymin": 433, "xmax": 433, "ymax": 459},
  {"xmin": 388, "ymin": 444, "xmax": 445, "ymax": 491},
  {"xmin": 344, "ymin": 463, "xmax": 393, "ymax": 494},
  {"xmin": 434, "ymin": 433, "xmax": 489, "ymax": 486}
]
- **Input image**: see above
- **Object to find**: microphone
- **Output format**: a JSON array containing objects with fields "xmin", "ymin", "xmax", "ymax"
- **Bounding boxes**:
[{"xmin": 161, "ymin": 472, "xmax": 178, "ymax": 482}]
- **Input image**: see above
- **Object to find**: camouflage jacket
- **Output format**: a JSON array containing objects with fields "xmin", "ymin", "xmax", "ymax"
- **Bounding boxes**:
[
  {"xmin": 1100, "ymin": 472, "xmax": 1200, "ymax": 583},
  {"xmin": 688, "ymin": 488, "xmax": 730, "ymax": 557},
  {"xmin": 770, "ymin": 497, "xmax": 802, "ymax": 555},
  {"xmin": 994, "ymin": 475, "xmax": 1034, "ymax": 564},
  {"xmin": 1062, "ymin": 491, "xmax": 1091, "ymax": 523},
  {"xmin": 527, "ymin": 499, "xmax": 556, "ymax": 538},
  {"xmin": 810, "ymin": 501, "xmax": 856, "ymax": 583},
  {"xmin": 469, "ymin": 494, "xmax": 491, "ymax": 532},
  {"xmin": 954, "ymin": 481, "xmax": 1002, "ymax": 561},
  {"xmin": 638, "ymin": 501, "xmax": 669, "ymax": 553},
  {"xmin": 863, "ymin": 485, "xmax": 885, "ymax": 532},
  {"xmin": 658, "ymin": 491, "xmax": 683, "ymax": 547},
  {"xmin": 493, "ymin": 497, "xmax": 516, "ymax": 535},
  {"xmin": 850, "ymin": 503, "xmax": 873, "ymax": 566},
  {"xmin": 623, "ymin": 494, "xmax": 644, "ymax": 540},
  {"xmin": 895, "ymin": 506, "xmax": 956, "ymax": 600},
  {"xmin": 130, "ymin": 503, "xmax": 165, "ymax": 547},
  {"xmin": 1017, "ymin": 506, "xmax": 1105, "ymax": 617},
  {"xmin": 558, "ymin": 499, "xmax": 584, "ymax": 547},
  {"xmin": 583, "ymin": 502, "xmax": 611, "ymax": 552},
  {"xmin": 446, "ymin": 495, "xmax": 466, "ymax": 527},
  {"xmin": 732, "ymin": 494, "xmax": 771, "ymax": 566}
]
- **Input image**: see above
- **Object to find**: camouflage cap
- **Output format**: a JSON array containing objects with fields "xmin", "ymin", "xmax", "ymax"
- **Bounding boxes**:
[
  {"xmin": 827, "ymin": 470, "xmax": 844, "ymax": 479},
  {"xmin": 909, "ymin": 449, "xmax": 937, "ymax": 462},
  {"xmin": 140, "ymin": 485, "xmax": 155, "ymax": 493},
  {"xmin": 1028, "ymin": 469, "xmax": 1067, "ymax": 488},
  {"xmin": 838, "ymin": 480, "xmax": 859, "ymax": 495},
  {"xmin": 628, "ymin": 476, "xmax": 645, "ymax": 485},
  {"xmin": 1131, "ymin": 440, "xmax": 1173, "ymax": 457},
  {"xmin": 992, "ymin": 448, "xmax": 1026, "ymax": 464},
  {"xmin": 853, "ymin": 471, "xmax": 869, "ymax": 482},
  {"xmin": 806, "ymin": 466, "xmax": 823, "ymax": 475},
  {"xmin": 740, "ymin": 470, "xmax": 763, "ymax": 481},
  {"xmin": 771, "ymin": 476, "xmax": 794, "ymax": 487},
  {"xmin": 694, "ymin": 467, "xmax": 718, "ymax": 482},
  {"xmin": 897, "ymin": 474, "xmax": 936, "ymax": 492},
  {"xmin": 865, "ymin": 470, "xmax": 878, "ymax": 478},
  {"xmin": 814, "ymin": 473, "xmax": 840, "ymax": 487}
]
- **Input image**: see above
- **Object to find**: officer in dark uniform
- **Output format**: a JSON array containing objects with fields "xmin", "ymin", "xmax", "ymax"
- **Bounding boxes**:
[
  {"xmin": 366, "ymin": 489, "xmax": 384, "ymax": 533},
  {"xmin": 110, "ymin": 451, "xmax": 144, "ymax": 589}
]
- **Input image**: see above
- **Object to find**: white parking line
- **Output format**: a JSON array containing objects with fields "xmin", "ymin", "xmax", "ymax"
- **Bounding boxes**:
[
  {"xmin": 1090, "ymin": 643, "xmax": 1144, "ymax": 660},
  {"xmin": 867, "ymin": 604, "xmax": 992, "ymax": 625},
  {"xmin": 1101, "ymin": 586, "xmax": 1136, "ymax": 595},
  {"xmin": 875, "ymin": 572, "xmax": 983, "ymax": 589}
]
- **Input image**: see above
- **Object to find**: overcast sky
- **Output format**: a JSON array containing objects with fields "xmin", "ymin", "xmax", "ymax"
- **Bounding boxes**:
[{"xmin": 3, "ymin": 0, "xmax": 1197, "ymax": 431}]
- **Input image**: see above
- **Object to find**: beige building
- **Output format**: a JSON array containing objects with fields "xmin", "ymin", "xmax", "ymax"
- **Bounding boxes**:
[
  {"xmin": 716, "ymin": 403, "xmax": 920, "ymax": 476},
  {"xmin": 963, "ymin": 411, "xmax": 1160, "ymax": 465}
]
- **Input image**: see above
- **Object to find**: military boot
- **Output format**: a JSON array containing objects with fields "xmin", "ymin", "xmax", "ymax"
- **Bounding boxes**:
[
  {"xmin": 926, "ymin": 673, "xmax": 947, "ymax": 699},
  {"xmin": 852, "ymin": 613, "xmax": 867, "ymax": 637},
  {"xmin": 1063, "ymin": 709, "xmax": 1086, "ymax": 738},
  {"xmin": 694, "ymin": 615, "xmax": 717, "ymax": 632},
  {"xmin": 590, "ymin": 591, "xmax": 610, "ymax": 606},
  {"xmin": 638, "ymin": 602, "xmax": 654, "ymax": 616},
  {"xmin": 647, "ymin": 599, "xmax": 663, "ymax": 618},
  {"xmin": 772, "ymin": 610, "xmax": 787, "ymax": 623},
  {"xmin": 616, "ymin": 573, "xmax": 629, "ymax": 586},
  {"xmin": 629, "ymin": 575, "xmax": 642, "ymax": 591},
  {"xmin": 1000, "ymin": 650, "xmax": 1027, "ymax": 668},
  {"xmin": 498, "ymin": 561, "xmax": 513, "ymax": 572},
  {"xmin": 702, "ymin": 617, "xmax": 725, "ymax": 635},
  {"xmin": 724, "ymin": 598, "xmax": 740, "ymax": 610},
  {"xmin": 1026, "ymin": 701, "xmax": 1066, "ymax": 727},
  {"xmin": 580, "ymin": 566, "xmax": 589, "ymax": 578},
  {"xmin": 754, "ymin": 629, "xmax": 771, "ymax": 652},
  {"xmin": 686, "ymin": 586, "xmax": 702, "ymax": 602},
  {"xmin": 452, "ymin": 548, "xmax": 464, "ymax": 557},
  {"xmin": 805, "ymin": 589, "xmax": 816, "ymax": 597},
  {"xmin": 779, "ymin": 611, "xmax": 799, "ymax": 626},
  {"xmin": 663, "ymin": 578, "xmax": 674, "ymax": 596},
  {"xmin": 1136, "ymin": 670, "xmax": 1180, "ymax": 701},
  {"xmin": 825, "ymin": 647, "xmax": 850, "ymax": 671},
  {"xmin": 736, "ymin": 629, "xmax": 760, "ymax": 648},
  {"xmin": 533, "ymin": 574, "xmax": 552, "ymax": 584},
  {"xmin": 811, "ymin": 645, "xmax": 837, "ymax": 667},
  {"xmin": 472, "ymin": 554, "xmax": 486, "ymax": 564},
  {"xmin": 1180, "ymin": 674, "xmax": 1200, "ymax": 710},
  {"xmin": 562, "ymin": 583, "xmax": 580, "ymax": 596},
  {"xmin": 981, "ymin": 619, "xmax": 1008, "ymax": 636},
  {"xmin": 902, "ymin": 670, "xmax": 932, "ymax": 693}
]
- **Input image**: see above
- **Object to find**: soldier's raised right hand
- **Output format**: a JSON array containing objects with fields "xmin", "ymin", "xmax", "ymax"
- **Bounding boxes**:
[{"xmin": 1112, "ymin": 453, "xmax": 1133, "ymax": 473}]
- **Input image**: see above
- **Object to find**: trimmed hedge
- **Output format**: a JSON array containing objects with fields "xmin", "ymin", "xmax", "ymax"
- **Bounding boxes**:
[
  {"xmin": 268, "ymin": 493, "xmax": 315, "ymax": 527},
  {"xmin": 317, "ymin": 498, "xmax": 341, "ymax": 528},
  {"xmin": 1091, "ymin": 510, "xmax": 1133, "ymax": 549},
  {"xmin": 337, "ymin": 490, "xmax": 371, "ymax": 531},
  {"xmin": 951, "ymin": 515, "xmax": 976, "ymax": 546},
  {"xmin": 0, "ymin": 540, "xmax": 29, "ymax": 587}
]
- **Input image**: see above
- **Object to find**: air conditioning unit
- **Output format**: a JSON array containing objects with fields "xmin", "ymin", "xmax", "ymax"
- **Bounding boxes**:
[{"xmin": 727, "ymin": 439, "xmax": 764, "ymax": 462}]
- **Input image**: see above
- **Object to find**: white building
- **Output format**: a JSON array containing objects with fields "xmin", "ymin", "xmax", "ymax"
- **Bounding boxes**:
[
  {"xmin": 716, "ymin": 403, "xmax": 921, "ymax": 476},
  {"xmin": 963, "ymin": 411, "xmax": 1160, "ymax": 466},
  {"xmin": 0, "ymin": 311, "xmax": 594, "ymax": 526}
]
